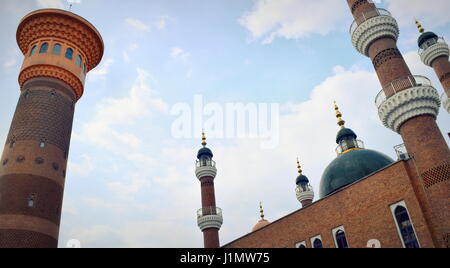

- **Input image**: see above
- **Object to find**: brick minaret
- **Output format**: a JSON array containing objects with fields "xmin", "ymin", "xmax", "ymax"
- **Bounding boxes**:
[
  {"xmin": 415, "ymin": 21, "xmax": 450, "ymax": 113},
  {"xmin": 195, "ymin": 131, "xmax": 222, "ymax": 248},
  {"xmin": 295, "ymin": 158, "xmax": 314, "ymax": 208},
  {"xmin": 347, "ymin": 1, "xmax": 450, "ymax": 247},
  {"xmin": 0, "ymin": 9, "xmax": 103, "ymax": 248}
]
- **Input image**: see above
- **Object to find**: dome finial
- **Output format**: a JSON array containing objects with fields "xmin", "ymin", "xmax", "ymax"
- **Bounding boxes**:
[
  {"xmin": 201, "ymin": 129, "xmax": 207, "ymax": 147},
  {"xmin": 297, "ymin": 157, "xmax": 303, "ymax": 175},
  {"xmin": 259, "ymin": 202, "xmax": 265, "ymax": 220},
  {"xmin": 415, "ymin": 19, "xmax": 425, "ymax": 34},
  {"xmin": 334, "ymin": 101, "xmax": 346, "ymax": 129}
]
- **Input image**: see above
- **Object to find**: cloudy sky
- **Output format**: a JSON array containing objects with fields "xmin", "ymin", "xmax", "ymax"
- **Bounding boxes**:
[{"xmin": 0, "ymin": 0, "xmax": 449, "ymax": 248}]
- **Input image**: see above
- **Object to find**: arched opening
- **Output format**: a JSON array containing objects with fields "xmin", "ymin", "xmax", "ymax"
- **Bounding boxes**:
[
  {"xmin": 76, "ymin": 55, "xmax": 82, "ymax": 67},
  {"xmin": 335, "ymin": 230, "xmax": 349, "ymax": 248},
  {"xmin": 39, "ymin": 43, "xmax": 49, "ymax": 54},
  {"xmin": 29, "ymin": 45, "xmax": 37, "ymax": 56},
  {"xmin": 313, "ymin": 238, "xmax": 323, "ymax": 248},
  {"xmin": 394, "ymin": 206, "xmax": 420, "ymax": 248},
  {"xmin": 53, "ymin": 44, "xmax": 62, "ymax": 55},
  {"xmin": 65, "ymin": 48, "xmax": 74, "ymax": 60}
]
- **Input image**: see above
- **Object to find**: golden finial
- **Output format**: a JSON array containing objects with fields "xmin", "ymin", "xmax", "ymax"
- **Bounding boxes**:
[
  {"xmin": 201, "ymin": 129, "xmax": 207, "ymax": 147},
  {"xmin": 334, "ymin": 101, "xmax": 346, "ymax": 129},
  {"xmin": 297, "ymin": 158, "xmax": 303, "ymax": 175},
  {"xmin": 415, "ymin": 20, "xmax": 425, "ymax": 34},
  {"xmin": 259, "ymin": 202, "xmax": 265, "ymax": 220}
]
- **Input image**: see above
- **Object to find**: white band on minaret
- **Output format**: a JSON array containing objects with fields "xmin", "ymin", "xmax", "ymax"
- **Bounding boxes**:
[
  {"xmin": 351, "ymin": 15, "xmax": 399, "ymax": 56},
  {"xmin": 196, "ymin": 166, "xmax": 217, "ymax": 180},
  {"xmin": 296, "ymin": 187, "xmax": 314, "ymax": 204},
  {"xmin": 197, "ymin": 214, "xmax": 223, "ymax": 231},
  {"xmin": 378, "ymin": 86, "xmax": 441, "ymax": 133},
  {"xmin": 420, "ymin": 42, "xmax": 449, "ymax": 67}
]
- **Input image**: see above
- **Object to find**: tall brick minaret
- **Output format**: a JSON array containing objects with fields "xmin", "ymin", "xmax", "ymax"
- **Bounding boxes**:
[
  {"xmin": 347, "ymin": 1, "xmax": 450, "ymax": 248},
  {"xmin": 415, "ymin": 20, "xmax": 450, "ymax": 113},
  {"xmin": 0, "ymin": 9, "xmax": 103, "ymax": 248},
  {"xmin": 195, "ymin": 131, "xmax": 223, "ymax": 248}
]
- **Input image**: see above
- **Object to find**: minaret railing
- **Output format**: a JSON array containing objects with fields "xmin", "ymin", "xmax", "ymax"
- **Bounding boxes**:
[
  {"xmin": 350, "ymin": 8, "xmax": 392, "ymax": 36},
  {"xmin": 418, "ymin": 37, "xmax": 446, "ymax": 55},
  {"xmin": 197, "ymin": 207, "xmax": 223, "ymax": 218}
]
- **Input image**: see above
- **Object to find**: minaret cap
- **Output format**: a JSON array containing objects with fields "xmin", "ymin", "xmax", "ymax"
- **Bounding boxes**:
[
  {"xmin": 260, "ymin": 202, "xmax": 265, "ymax": 220},
  {"xmin": 334, "ymin": 101, "xmax": 346, "ymax": 129},
  {"xmin": 415, "ymin": 20, "xmax": 425, "ymax": 33},
  {"xmin": 201, "ymin": 129, "xmax": 207, "ymax": 147},
  {"xmin": 297, "ymin": 158, "xmax": 303, "ymax": 175}
]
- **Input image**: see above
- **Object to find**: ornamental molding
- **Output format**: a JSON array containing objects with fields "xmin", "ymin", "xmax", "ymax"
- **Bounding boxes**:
[
  {"xmin": 352, "ymin": 15, "xmax": 399, "ymax": 56},
  {"xmin": 19, "ymin": 65, "xmax": 83, "ymax": 100},
  {"xmin": 195, "ymin": 166, "xmax": 217, "ymax": 180},
  {"xmin": 420, "ymin": 42, "xmax": 449, "ymax": 67},
  {"xmin": 197, "ymin": 214, "xmax": 223, "ymax": 231},
  {"xmin": 296, "ymin": 189, "xmax": 314, "ymax": 203},
  {"xmin": 378, "ymin": 86, "xmax": 441, "ymax": 133},
  {"xmin": 443, "ymin": 95, "xmax": 450, "ymax": 114},
  {"xmin": 17, "ymin": 10, "xmax": 103, "ymax": 71}
]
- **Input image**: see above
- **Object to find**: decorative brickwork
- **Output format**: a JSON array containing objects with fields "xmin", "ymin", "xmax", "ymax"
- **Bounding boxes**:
[
  {"xmin": 6, "ymin": 89, "xmax": 75, "ymax": 153},
  {"xmin": 16, "ymin": 9, "xmax": 103, "ymax": 71},
  {"xmin": 439, "ymin": 72, "xmax": 450, "ymax": 84},
  {"xmin": 19, "ymin": 65, "xmax": 83, "ymax": 99},
  {"xmin": 422, "ymin": 164, "xmax": 450, "ymax": 188},
  {"xmin": 372, "ymin": 48, "xmax": 403, "ymax": 70},
  {"xmin": 0, "ymin": 230, "xmax": 57, "ymax": 248}
]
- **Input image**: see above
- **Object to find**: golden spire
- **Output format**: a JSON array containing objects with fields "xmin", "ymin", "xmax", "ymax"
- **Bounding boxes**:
[
  {"xmin": 334, "ymin": 101, "xmax": 346, "ymax": 129},
  {"xmin": 259, "ymin": 202, "xmax": 265, "ymax": 220},
  {"xmin": 297, "ymin": 158, "xmax": 303, "ymax": 175},
  {"xmin": 415, "ymin": 20, "xmax": 425, "ymax": 34},
  {"xmin": 201, "ymin": 129, "xmax": 207, "ymax": 147}
]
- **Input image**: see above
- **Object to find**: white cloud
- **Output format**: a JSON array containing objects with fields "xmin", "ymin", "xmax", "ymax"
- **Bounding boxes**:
[
  {"xmin": 74, "ymin": 68, "xmax": 168, "ymax": 153},
  {"xmin": 156, "ymin": 15, "xmax": 170, "ymax": 30},
  {"xmin": 239, "ymin": 0, "xmax": 348, "ymax": 43},
  {"xmin": 3, "ymin": 58, "xmax": 17, "ymax": 69},
  {"xmin": 122, "ymin": 44, "xmax": 139, "ymax": 63},
  {"xmin": 386, "ymin": 0, "xmax": 450, "ymax": 28},
  {"xmin": 36, "ymin": 0, "xmax": 65, "ymax": 8},
  {"xmin": 170, "ymin": 47, "xmax": 190, "ymax": 62},
  {"xmin": 126, "ymin": 18, "xmax": 150, "ymax": 32},
  {"xmin": 88, "ymin": 58, "xmax": 114, "ymax": 82},
  {"xmin": 67, "ymin": 154, "xmax": 95, "ymax": 177}
]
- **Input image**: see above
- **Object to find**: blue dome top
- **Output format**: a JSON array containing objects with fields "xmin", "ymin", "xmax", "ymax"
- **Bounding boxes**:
[
  {"xmin": 197, "ymin": 147, "xmax": 213, "ymax": 159},
  {"xmin": 418, "ymin": 31, "xmax": 438, "ymax": 47},
  {"xmin": 319, "ymin": 149, "xmax": 394, "ymax": 198},
  {"xmin": 336, "ymin": 128, "xmax": 357, "ymax": 144},
  {"xmin": 296, "ymin": 175, "xmax": 310, "ymax": 185}
]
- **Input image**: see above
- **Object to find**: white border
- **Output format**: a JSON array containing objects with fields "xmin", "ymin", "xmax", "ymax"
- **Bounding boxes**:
[
  {"xmin": 310, "ymin": 235, "xmax": 323, "ymax": 248},
  {"xmin": 389, "ymin": 200, "xmax": 421, "ymax": 248},
  {"xmin": 332, "ymin": 225, "xmax": 349, "ymax": 248}
]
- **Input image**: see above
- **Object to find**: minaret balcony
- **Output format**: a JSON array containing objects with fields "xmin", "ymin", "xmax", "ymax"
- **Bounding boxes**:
[
  {"xmin": 296, "ymin": 184, "xmax": 314, "ymax": 203},
  {"xmin": 419, "ymin": 37, "xmax": 449, "ymax": 67},
  {"xmin": 335, "ymin": 139, "xmax": 365, "ymax": 156},
  {"xmin": 195, "ymin": 160, "xmax": 217, "ymax": 179},
  {"xmin": 197, "ymin": 207, "xmax": 223, "ymax": 231},
  {"xmin": 442, "ymin": 92, "xmax": 450, "ymax": 113},
  {"xmin": 350, "ymin": 8, "xmax": 399, "ymax": 56},
  {"xmin": 376, "ymin": 75, "xmax": 441, "ymax": 133}
]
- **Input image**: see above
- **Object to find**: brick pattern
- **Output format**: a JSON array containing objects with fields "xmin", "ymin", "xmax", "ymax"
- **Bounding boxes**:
[
  {"xmin": 6, "ymin": 89, "xmax": 75, "ymax": 153},
  {"xmin": 372, "ymin": 48, "xmax": 403, "ymax": 70},
  {"xmin": 200, "ymin": 177, "xmax": 216, "ymax": 208},
  {"xmin": 0, "ymin": 174, "xmax": 64, "ymax": 225},
  {"xmin": 422, "ymin": 163, "xmax": 450, "ymax": 188},
  {"xmin": 349, "ymin": 0, "xmax": 375, "ymax": 16},
  {"xmin": 0, "ymin": 229, "xmax": 57, "ymax": 248},
  {"xmin": 439, "ymin": 72, "xmax": 450, "ymax": 84},
  {"xmin": 224, "ymin": 162, "xmax": 435, "ymax": 248}
]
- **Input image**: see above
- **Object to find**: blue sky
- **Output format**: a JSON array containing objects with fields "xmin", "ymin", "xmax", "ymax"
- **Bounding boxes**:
[{"xmin": 0, "ymin": 0, "xmax": 449, "ymax": 247}]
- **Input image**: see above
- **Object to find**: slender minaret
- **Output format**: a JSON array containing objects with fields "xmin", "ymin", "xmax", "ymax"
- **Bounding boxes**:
[
  {"xmin": 0, "ymin": 9, "xmax": 103, "ymax": 248},
  {"xmin": 347, "ymin": 1, "xmax": 450, "ymax": 247},
  {"xmin": 252, "ymin": 202, "xmax": 270, "ymax": 232},
  {"xmin": 295, "ymin": 158, "xmax": 314, "ymax": 207},
  {"xmin": 196, "ymin": 131, "xmax": 223, "ymax": 248},
  {"xmin": 415, "ymin": 20, "xmax": 450, "ymax": 113}
]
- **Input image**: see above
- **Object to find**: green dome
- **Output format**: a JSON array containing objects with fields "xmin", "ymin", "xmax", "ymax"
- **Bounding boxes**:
[
  {"xmin": 296, "ymin": 175, "xmax": 309, "ymax": 185},
  {"xmin": 319, "ymin": 149, "xmax": 394, "ymax": 198},
  {"xmin": 197, "ymin": 147, "xmax": 213, "ymax": 159},
  {"xmin": 418, "ymin": 31, "xmax": 438, "ymax": 47},
  {"xmin": 336, "ymin": 128, "xmax": 357, "ymax": 144}
]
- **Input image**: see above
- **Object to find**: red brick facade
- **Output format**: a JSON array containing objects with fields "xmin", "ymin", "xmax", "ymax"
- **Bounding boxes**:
[
  {"xmin": 224, "ymin": 161, "xmax": 437, "ymax": 248},
  {"xmin": 199, "ymin": 176, "xmax": 220, "ymax": 248}
]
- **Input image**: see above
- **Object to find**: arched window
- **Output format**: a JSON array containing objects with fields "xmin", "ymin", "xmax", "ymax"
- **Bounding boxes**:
[
  {"xmin": 39, "ymin": 43, "xmax": 49, "ymax": 54},
  {"xmin": 29, "ymin": 45, "xmax": 37, "ymax": 56},
  {"xmin": 76, "ymin": 55, "xmax": 82, "ymax": 67},
  {"xmin": 83, "ymin": 64, "xmax": 87, "ymax": 74},
  {"xmin": 53, "ymin": 44, "xmax": 62, "ymax": 55},
  {"xmin": 299, "ymin": 245, "xmax": 306, "ymax": 249},
  {"xmin": 313, "ymin": 238, "xmax": 323, "ymax": 248},
  {"xmin": 394, "ymin": 206, "xmax": 420, "ymax": 248},
  {"xmin": 65, "ymin": 48, "xmax": 73, "ymax": 60},
  {"xmin": 335, "ymin": 230, "xmax": 349, "ymax": 248}
]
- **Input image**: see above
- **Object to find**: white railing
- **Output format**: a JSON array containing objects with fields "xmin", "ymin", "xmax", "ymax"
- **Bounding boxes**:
[
  {"xmin": 296, "ymin": 183, "xmax": 313, "ymax": 193},
  {"xmin": 394, "ymin": 144, "xmax": 410, "ymax": 161},
  {"xmin": 196, "ymin": 159, "xmax": 216, "ymax": 168},
  {"xmin": 418, "ymin": 37, "xmax": 446, "ymax": 55},
  {"xmin": 197, "ymin": 207, "xmax": 222, "ymax": 218},
  {"xmin": 375, "ymin": 75, "xmax": 432, "ymax": 108},
  {"xmin": 350, "ymin": 8, "xmax": 392, "ymax": 36},
  {"xmin": 335, "ymin": 139, "xmax": 365, "ymax": 155}
]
